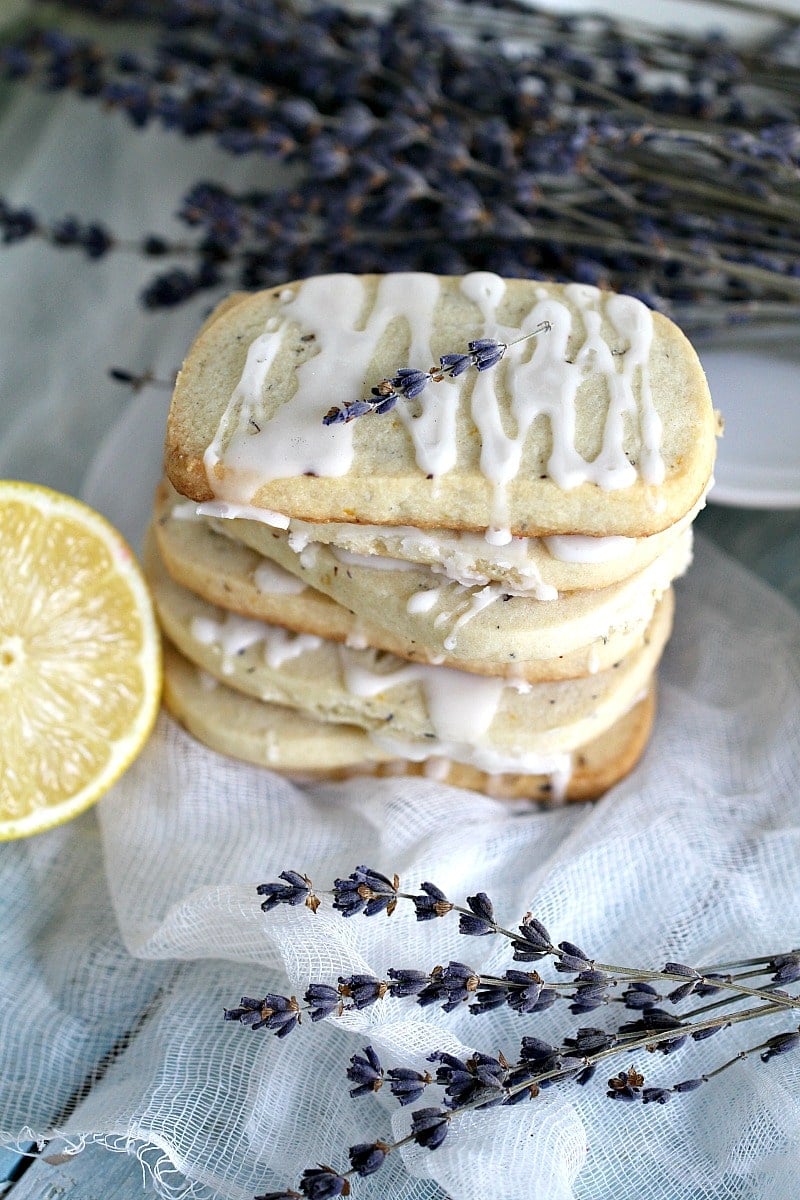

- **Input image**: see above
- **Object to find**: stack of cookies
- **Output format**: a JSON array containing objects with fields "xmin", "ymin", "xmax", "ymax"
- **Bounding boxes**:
[{"xmin": 147, "ymin": 272, "xmax": 717, "ymax": 802}]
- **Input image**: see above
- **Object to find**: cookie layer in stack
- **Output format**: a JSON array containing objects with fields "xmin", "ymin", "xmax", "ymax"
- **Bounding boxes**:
[{"xmin": 149, "ymin": 272, "xmax": 717, "ymax": 802}]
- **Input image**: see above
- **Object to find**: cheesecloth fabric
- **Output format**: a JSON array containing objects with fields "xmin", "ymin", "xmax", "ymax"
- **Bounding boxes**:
[{"xmin": 1, "ymin": 533, "xmax": 799, "ymax": 1200}]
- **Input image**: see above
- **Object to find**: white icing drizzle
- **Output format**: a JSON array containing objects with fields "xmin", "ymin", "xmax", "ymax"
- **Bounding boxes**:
[
  {"xmin": 340, "ymin": 652, "xmax": 509, "ymax": 743},
  {"xmin": 345, "ymin": 622, "xmax": 368, "ymax": 650},
  {"xmin": 371, "ymin": 728, "xmax": 572, "ymax": 796},
  {"xmin": 332, "ymin": 547, "xmax": 417, "ymax": 572},
  {"xmin": 206, "ymin": 271, "xmax": 662, "ymax": 506},
  {"xmin": 264, "ymin": 629, "xmax": 323, "ymax": 670},
  {"xmin": 206, "ymin": 274, "xmax": 448, "ymax": 500},
  {"xmin": 298, "ymin": 544, "xmax": 319, "ymax": 570},
  {"xmin": 443, "ymin": 584, "xmax": 504, "ymax": 652},
  {"xmin": 171, "ymin": 501, "xmax": 200, "ymax": 521},
  {"xmin": 253, "ymin": 560, "xmax": 307, "ymax": 595},
  {"xmin": 189, "ymin": 612, "xmax": 320, "ymax": 673},
  {"xmin": 197, "ymin": 500, "xmax": 290, "ymax": 529},
  {"xmin": 190, "ymin": 612, "xmax": 272, "ymax": 675},
  {"xmin": 544, "ymin": 534, "xmax": 633, "ymax": 563},
  {"xmin": 287, "ymin": 528, "xmax": 312, "ymax": 553},
  {"xmin": 407, "ymin": 585, "xmax": 448, "ymax": 614}
]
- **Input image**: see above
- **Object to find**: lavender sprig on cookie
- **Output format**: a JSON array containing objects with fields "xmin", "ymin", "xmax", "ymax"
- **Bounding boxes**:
[
  {"xmin": 321, "ymin": 323, "xmax": 552, "ymax": 426},
  {"xmin": 226, "ymin": 867, "xmax": 800, "ymax": 1200}
]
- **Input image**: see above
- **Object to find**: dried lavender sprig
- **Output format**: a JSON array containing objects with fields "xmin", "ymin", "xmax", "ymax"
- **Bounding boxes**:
[
  {"xmin": 320, "ymin": 323, "xmax": 551, "ymax": 427},
  {"xmin": 256, "ymin": 869, "xmax": 800, "ymax": 1014},
  {"xmin": 254, "ymin": 1009, "xmax": 800, "ymax": 1197},
  {"xmin": 9, "ymin": 3, "xmax": 800, "ymax": 329}
]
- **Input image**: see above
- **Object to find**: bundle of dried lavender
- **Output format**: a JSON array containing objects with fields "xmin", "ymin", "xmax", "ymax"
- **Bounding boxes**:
[
  {"xmin": 2, "ymin": 0, "xmax": 800, "ymax": 332},
  {"xmin": 224, "ymin": 866, "xmax": 800, "ymax": 1200}
]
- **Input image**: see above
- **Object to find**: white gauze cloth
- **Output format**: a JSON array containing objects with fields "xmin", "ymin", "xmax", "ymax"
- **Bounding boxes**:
[{"xmin": 1, "ymin": 535, "xmax": 800, "ymax": 1200}]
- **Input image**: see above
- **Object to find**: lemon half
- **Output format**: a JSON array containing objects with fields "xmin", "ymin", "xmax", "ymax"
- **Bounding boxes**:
[{"xmin": 0, "ymin": 482, "xmax": 162, "ymax": 840}]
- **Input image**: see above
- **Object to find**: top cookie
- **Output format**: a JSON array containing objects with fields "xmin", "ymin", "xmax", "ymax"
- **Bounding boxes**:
[{"xmin": 165, "ymin": 273, "xmax": 716, "ymax": 538}]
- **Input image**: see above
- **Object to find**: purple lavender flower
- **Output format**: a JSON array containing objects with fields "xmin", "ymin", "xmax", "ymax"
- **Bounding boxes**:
[
  {"xmin": 348, "ymin": 1141, "xmax": 388, "ymax": 1176},
  {"xmin": 410, "ymin": 1107, "xmax": 450, "ymax": 1150},
  {"xmin": 257, "ymin": 870, "xmax": 315, "ymax": 912},
  {"xmin": 224, "ymin": 993, "xmax": 300, "ymax": 1037},
  {"xmin": 622, "ymin": 981, "xmax": 661, "ymax": 1009},
  {"xmin": 411, "ymin": 881, "xmax": 453, "ymax": 921},
  {"xmin": 510, "ymin": 915, "xmax": 554, "ymax": 962},
  {"xmin": 332, "ymin": 866, "xmax": 398, "ymax": 918},
  {"xmin": 298, "ymin": 1165, "xmax": 350, "ymax": 1199},
  {"xmin": 459, "ymin": 892, "xmax": 496, "ymax": 937},
  {"xmin": 429, "ymin": 1050, "xmax": 506, "ymax": 1108},
  {"xmin": 337, "ymin": 974, "xmax": 388, "ymax": 1010},
  {"xmin": 386, "ymin": 1067, "xmax": 432, "ymax": 1106},
  {"xmin": 565, "ymin": 1027, "xmax": 617, "ymax": 1054},
  {"xmin": 438, "ymin": 352, "xmax": 471, "ymax": 377},
  {"xmin": 467, "ymin": 338, "xmax": 505, "ymax": 371},
  {"xmin": 555, "ymin": 941, "xmax": 593, "ymax": 973},
  {"xmin": 760, "ymin": 1031, "xmax": 800, "ymax": 1062},
  {"xmin": 674, "ymin": 1077, "xmax": 706, "ymax": 1092},
  {"xmin": 390, "ymin": 367, "xmax": 430, "ymax": 399},
  {"xmin": 768, "ymin": 952, "xmax": 800, "ymax": 985},
  {"xmin": 503, "ymin": 969, "xmax": 545, "ymax": 1014},
  {"xmin": 304, "ymin": 983, "xmax": 340, "ymax": 1022},
  {"xmin": 607, "ymin": 1068, "xmax": 645, "ymax": 1102},
  {"xmin": 386, "ymin": 968, "xmax": 429, "ymax": 997},
  {"xmin": 346, "ymin": 1045, "xmax": 384, "ymax": 1097}
]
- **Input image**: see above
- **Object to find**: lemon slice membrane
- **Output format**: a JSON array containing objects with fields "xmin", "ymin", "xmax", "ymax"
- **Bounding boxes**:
[{"xmin": 0, "ymin": 481, "xmax": 162, "ymax": 840}]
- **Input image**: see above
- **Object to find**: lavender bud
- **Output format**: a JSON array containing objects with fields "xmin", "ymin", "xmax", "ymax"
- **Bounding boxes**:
[
  {"xmin": 412, "ymin": 881, "xmax": 453, "ymax": 921},
  {"xmin": 304, "ymin": 983, "xmax": 340, "ymax": 1022},
  {"xmin": 622, "ymin": 981, "xmax": 661, "ymax": 1008},
  {"xmin": 341, "ymin": 400, "xmax": 373, "ymax": 422},
  {"xmin": 332, "ymin": 866, "xmax": 397, "ymax": 918},
  {"xmin": 338, "ymin": 974, "xmax": 387, "ymax": 1010},
  {"xmin": 391, "ymin": 367, "xmax": 430, "ymax": 399},
  {"xmin": 348, "ymin": 1141, "xmax": 388, "ymax": 1177},
  {"xmin": 667, "ymin": 980, "xmax": 699, "ymax": 1004},
  {"xmin": 459, "ymin": 892, "xmax": 495, "ymax": 936},
  {"xmin": 555, "ymin": 941, "xmax": 593, "ymax": 973},
  {"xmin": 386, "ymin": 968, "xmax": 430, "ymax": 997},
  {"xmin": 438, "ymin": 352, "xmax": 471, "ymax": 377},
  {"xmin": 410, "ymin": 1107, "xmax": 450, "ymax": 1151},
  {"xmin": 692, "ymin": 1023, "xmax": 724, "ymax": 1041},
  {"xmin": 695, "ymin": 973, "xmax": 725, "ymax": 997},
  {"xmin": 511, "ymin": 915, "xmax": 553, "ymax": 961},
  {"xmin": 346, "ymin": 1045, "xmax": 383, "ymax": 1097},
  {"xmin": 298, "ymin": 1165, "xmax": 350, "ymax": 1199},
  {"xmin": 663, "ymin": 962, "xmax": 701, "ymax": 979},
  {"xmin": 224, "ymin": 993, "xmax": 300, "ymax": 1037},
  {"xmin": 468, "ymin": 338, "xmax": 506, "ymax": 371},
  {"xmin": 518, "ymin": 1037, "xmax": 557, "ymax": 1065},
  {"xmin": 769, "ymin": 952, "xmax": 800, "ymax": 985},
  {"xmin": 257, "ymin": 870, "xmax": 314, "ymax": 911},
  {"xmin": 673, "ymin": 1077, "xmax": 706, "ymax": 1092},
  {"xmin": 760, "ymin": 1031, "xmax": 800, "ymax": 1062},
  {"xmin": 642, "ymin": 1087, "xmax": 672, "ymax": 1104},
  {"xmin": 386, "ymin": 1067, "xmax": 431, "ymax": 1106}
]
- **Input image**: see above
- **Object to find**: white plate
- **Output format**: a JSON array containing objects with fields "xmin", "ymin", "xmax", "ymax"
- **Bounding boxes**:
[
  {"xmin": 699, "ymin": 344, "xmax": 800, "ymax": 509},
  {"xmin": 81, "ymin": 342, "xmax": 800, "ymax": 534}
]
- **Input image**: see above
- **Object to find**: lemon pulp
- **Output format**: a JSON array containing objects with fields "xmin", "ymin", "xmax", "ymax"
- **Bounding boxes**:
[{"xmin": 0, "ymin": 482, "xmax": 162, "ymax": 839}]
